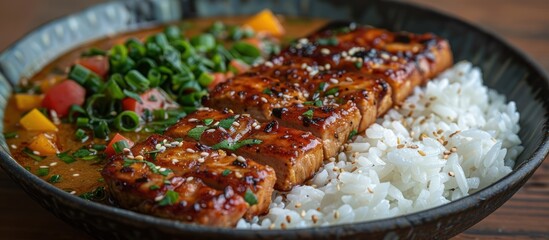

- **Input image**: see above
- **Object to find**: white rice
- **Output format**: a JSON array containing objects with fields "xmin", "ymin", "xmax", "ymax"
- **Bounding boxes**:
[{"xmin": 236, "ymin": 61, "xmax": 523, "ymax": 229}]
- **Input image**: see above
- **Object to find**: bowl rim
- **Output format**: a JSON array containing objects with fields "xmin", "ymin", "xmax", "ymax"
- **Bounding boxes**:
[{"xmin": 0, "ymin": 0, "xmax": 548, "ymax": 237}]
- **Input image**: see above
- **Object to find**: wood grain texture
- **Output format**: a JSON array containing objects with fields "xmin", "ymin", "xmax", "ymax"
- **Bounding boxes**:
[{"xmin": 0, "ymin": 0, "xmax": 547, "ymax": 239}]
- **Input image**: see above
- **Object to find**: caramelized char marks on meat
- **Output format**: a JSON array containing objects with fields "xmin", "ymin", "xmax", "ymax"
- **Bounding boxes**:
[
  {"xmin": 101, "ymin": 134, "xmax": 276, "ymax": 226},
  {"xmin": 204, "ymin": 73, "xmax": 307, "ymax": 122},
  {"xmin": 165, "ymin": 109, "xmax": 324, "ymax": 191}
]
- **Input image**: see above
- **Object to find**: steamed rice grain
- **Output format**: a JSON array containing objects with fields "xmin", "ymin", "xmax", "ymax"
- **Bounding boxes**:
[{"xmin": 237, "ymin": 61, "xmax": 523, "ymax": 229}]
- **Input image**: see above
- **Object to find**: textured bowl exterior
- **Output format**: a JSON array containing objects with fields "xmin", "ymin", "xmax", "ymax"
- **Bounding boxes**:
[{"xmin": 0, "ymin": 0, "xmax": 548, "ymax": 239}]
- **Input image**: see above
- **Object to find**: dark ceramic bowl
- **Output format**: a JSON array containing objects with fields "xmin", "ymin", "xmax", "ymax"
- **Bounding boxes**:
[{"xmin": 0, "ymin": 0, "xmax": 548, "ymax": 239}]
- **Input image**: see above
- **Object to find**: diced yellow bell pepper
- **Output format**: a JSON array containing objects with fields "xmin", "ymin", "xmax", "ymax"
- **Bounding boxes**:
[
  {"xmin": 28, "ymin": 133, "xmax": 59, "ymax": 156},
  {"xmin": 19, "ymin": 108, "xmax": 58, "ymax": 132},
  {"xmin": 15, "ymin": 94, "xmax": 43, "ymax": 111},
  {"xmin": 243, "ymin": 9, "xmax": 285, "ymax": 37}
]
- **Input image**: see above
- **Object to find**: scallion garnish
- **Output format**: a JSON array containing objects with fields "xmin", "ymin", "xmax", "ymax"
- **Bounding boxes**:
[
  {"xmin": 3, "ymin": 131, "xmax": 18, "ymax": 139},
  {"xmin": 218, "ymin": 117, "xmax": 236, "ymax": 129},
  {"xmin": 158, "ymin": 190, "xmax": 179, "ymax": 206},
  {"xmin": 112, "ymin": 140, "xmax": 130, "ymax": 154},
  {"xmin": 222, "ymin": 169, "xmax": 231, "ymax": 176},
  {"xmin": 325, "ymin": 87, "xmax": 339, "ymax": 96},
  {"xmin": 302, "ymin": 109, "xmax": 314, "ymax": 119},
  {"xmin": 57, "ymin": 151, "xmax": 76, "ymax": 164},
  {"xmin": 22, "ymin": 148, "xmax": 45, "ymax": 162},
  {"xmin": 74, "ymin": 128, "xmax": 88, "ymax": 141},
  {"xmin": 188, "ymin": 126, "xmax": 208, "ymax": 141},
  {"xmin": 114, "ymin": 111, "xmax": 140, "ymax": 132},
  {"xmin": 211, "ymin": 139, "xmax": 262, "ymax": 151},
  {"xmin": 36, "ymin": 168, "xmax": 49, "ymax": 177},
  {"xmin": 48, "ymin": 174, "xmax": 61, "ymax": 183},
  {"xmin": 244, "ymin": 189, "xmax": 258, "ymax": 206},
  {"xmin": 348, "ymin": 129, "xmax": 358, "ymax": 140}
]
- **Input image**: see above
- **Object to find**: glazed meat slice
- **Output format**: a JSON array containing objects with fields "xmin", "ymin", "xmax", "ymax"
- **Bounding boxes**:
[
  {"xmin": 270, "ymin": 102, "xmax": 360, "ymax": 158},
  {"xmin": 278, "ymin": 25, "xmax": 452, "ymax": 103},
  {"xmin": 164, "ymin": 108, "xmax": 324, "ymax": 191},
  {"xmin": 204, "ymin": 72, "xmax": 307, "ymax": 122},
  {"xmin": 102, "ymin": 134, "xmax": 276, "ymax": 226},
  {"xmin": 237, "ymin": 120, "xmax": 324, "ymax": 191},
  {"xmin": 165, "ymin": 107, "xmax": 258, "ymax": 145}
]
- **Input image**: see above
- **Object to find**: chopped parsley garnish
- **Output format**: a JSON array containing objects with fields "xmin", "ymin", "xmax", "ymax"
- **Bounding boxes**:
[
  {"xmin": 36, "ymin": 168, "xmax": 49, "ymax": 177},
  {"xmin": 218, "ymin": 117, "xmax": 236, "ymax": 129},
  {"xmin": 222, "ymin": 169, "xmax": 232, "ymax": 176},
  {"xmin": 304, "ymin": 99, "xmax": 323, "ymax": 107},
  {"xmin": 348, "ymin": 129, "xmax": 358, "ymax": 140},
  {"xmin": 48, "ymin": 174, "xmax": 61, "ymax": 183},
  {"xmin": 57, "ymin": 151, "xmax": 76, "ymax": 164},
  {"xmin": 302, "ymin": 109, "xmax": 314, "ymax": 119},
  {"xmin": 187, "ymin": 126, "xmax": 208, "ymax": 140},
  {"xmin": 211, "ymin": 139, "xmax": 262, "ymax": 151},
  {"xmin": 203, "ymin": 118, "xmax": 214, "ymax": 125},
  {"xmin": 149, "ymin": 185, "xmax": 160, "ymax": 190},
  {"xmin": 244, "ymin": 189, "xmax": 258, "ymax": 206},
  {"xmin": 158, "ymin": 190, "xmax": 179, "ymax": 206},
  {"xmin": 262, "ymin": 88, "xmax": 273, "ymax": 95},
  {"xmin": 315, "ymin": 37, "xmax": 339, "ymax": 46},
  {"xmin": 325, "ymin": 87, "xmax": 339, "ymax": 96},
  {"xmin": 22, "ymin": 148, "xmax": 45, "ymax": 162}
]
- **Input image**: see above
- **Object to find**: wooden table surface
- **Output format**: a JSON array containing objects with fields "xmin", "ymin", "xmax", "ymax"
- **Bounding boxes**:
[{"xmin": 0, "ymin": 0, "xmax": 548, "ymax": 239}]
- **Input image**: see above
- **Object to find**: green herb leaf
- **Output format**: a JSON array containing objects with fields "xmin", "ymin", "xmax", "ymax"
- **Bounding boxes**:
[
  {"xmin": 222, "ymin": 169, "xmax": 231, "ymax": 176},
  {"xmin": 244, "ymin": 189, "xmax": 258, "ymax": 206},
  {"xmin": 57, "ymin": 151, "xmax": 76, "ymax": 164},
  {"xmin": 203, "ymin": 118, "xmax": 214, "ymax": 126},
  {"xmin": 211, "ymin": 139, "xmax": 262, "ymax": 151},
  {"xmin": 318, "ymin": 82, "xmax": 327, "ymax": 92},
  {"xmin": 79, "ymin": 186, "xmax": 106, "ymax": 201},
  {"xmin": 188, "ymin": 126, "xmax": 208, "ymax": 140},
  {"xmin": 73, "ymin": 149, "xmax": 92, "ymax": 158},
  {"xmin": 325, "ymin": 87, "xmax": 339, "ymax": 96},
  {"xmin": 158, "ymin": 190, "xmax": 179, "ymax": 206},
  {"xmin": 262, "ymin": 88, "xmax": 273, "ymax": 95},
  {"xmin": 149, "ymin": 185, "xmax": 160, "ymax": 190},
  {"xmin": 354, "ymin": 61, "xmax": 363, "ymax": 69},
  {"xmin": 348, "ymin": 129, "xmax": 358, "ymax": 140},
  {"xmin": 123, "ymin": 89, "xmax": 143, "ymax": 104},
  {"xmin": 218, "ymin": 117, "xmax": 236, "ymax": 129},
  {"xmin": 48, "ymin": 174, "xmax": 61, "ymax": 183},
  {"xmin": 302, "ymin": 109, "xmax": 314, "ymax": 119}
]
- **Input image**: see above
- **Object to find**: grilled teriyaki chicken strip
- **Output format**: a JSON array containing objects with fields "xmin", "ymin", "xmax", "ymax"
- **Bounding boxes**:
[
  {"xmin": 102, "ymin": 134, "xmax": 276, "ymax": 226},
  {"xmin": 165, "ymin": 108, "xmax": 324, "ymax": 191}
]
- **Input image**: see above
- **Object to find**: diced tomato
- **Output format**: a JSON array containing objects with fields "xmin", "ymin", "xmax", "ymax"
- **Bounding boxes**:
[
  {"xmin": 104, "ymin": 133, "xmax": 134, "ymax": 157},
  {"xmin": 122, "ymin": 88, "xmax": 179, "ymax": 117},
  {"xmin": 77, "ymin": 56, "xmax": 109, "ymax": 78},
  {"xmin": 41, "ymin": 80, "xmax": 86, "ymax": 117},
  {"xmin": 208, "ymin": 73, "xmax": 229, "ymax": 91},
  {"xmin": 229, "ymin": 59, "xmax": 250, "ymax": 74}
]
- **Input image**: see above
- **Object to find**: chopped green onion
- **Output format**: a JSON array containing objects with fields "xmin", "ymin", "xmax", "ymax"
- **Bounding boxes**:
[
  {"xmin": 74, "ymin": 128, "xmax": 88, "ymax": 141},
  {"xmin": 102, "ymin": 76, "xmax": 125, "ymax": 100},
  {"xmin": 112, "ymin": 140, "xmax": 130, "ymax": 154},
  {"xmin": 222, "ymin": 169, "xmax": 231, "ymax": 176},
  {"xmin": 355, "ymin": 61, "xmax": 363, "ymax": 69},
  {"xmin": 316, "ymin": 37, "xmax": 339, "ymax": 46},
  {"xmin": 152, "ymin": 109, "xmax": 167, "ymax": 121},
  {"xmin": 92, "ymin": 144, "xmax": 107, "ymax": 151},
  {"xmin": 125, "ymin": 70, "xmax": 150, "ymax": 92},
  {"xmin": 79, "ymin": 186, "xmax": 106, "ymax": 201},
  {"xmin": 244, "ymin": 189, "xmax": 258, "ymax": 206},
  {"xmin": 68, "ymin": 105, "xmax": 87, "ymax": 123},
  {"xmin": 81, "ymin": 47, "xmax": 106, "ymax": 57},
  {"xmin": 114, "ymin": 111, "xmax": 140, "ymax": 132},
  {"xmin": 197, "ymin": 72, "xmax": 214, "ymax": 87},
  {"xmin": 68, "ymin": 64, "xmax": 92, "ymax": 85},
  {"xmin": 91, "ymin": 120, "xmax": 110, "ymax": 139},
  {"xmin": 36, "ymin": 168, "xmax": 49, "ymax": 177},
  {"xmin": 302, "ymin": 109, "xmax": 314, "ymax": 119},
  {"xmin": 263, "ymin": 88, "xmax": 273, "ymax": 95},
  {"xmin": 149, "ymin": 185, "xmax": 160, "ymax": 190},
  {"xmin": 22, "ymin": 148, "xmax": 45, "ymax": 161},
  {"xmin": 3, "ymin": 131, "xmax": 18, "ymax": 139},
  {"xmin": 123, "ymin": 90, "xmax": 143, "ymax": 104},
  {"xmin": 158, "ymin": 190, "xmax": 179, "ymax": 206},
  {"xmin": 73, "ymin": 148, "xmax": 93, "ymax": 158},
  {"xmin": 147, "ymin": 68, "xmax": 162, "ymax": 87},
  {"xmin": 164, "ymin": 26, "xmax": 182, "ymax": 41},
  {"xmin": 57, "ymin": 151, "xmax": 76, "ymax": 164},
  {"xmin": 76, "ymin": 117, "xmax": 90, "ymax": 128},
  {"xmin": 190, "ymin": 34, "xmax": 216, "ymax": 52},
  {"xmin": 48, "ymin": 174, "xmax": 61, "ymax": 183},
  {"xmin": 232, "ymin": 41, "xmax": 261, "ymax": 58},
  {"xmin": 211, "ymin": 139, "xmax": 262, "ymax": 151}
]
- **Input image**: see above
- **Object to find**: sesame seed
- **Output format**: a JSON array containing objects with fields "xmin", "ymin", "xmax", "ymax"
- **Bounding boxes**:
[
  {"xmin": 264, "ymin": 61, "xmax": 274, "ymax": 67},
  {"xmin": 236, "ymin": 156, "xmax": 246, "ymax": 162},
  {"xmin": 155, "ymin": 166, "xmax": 161, "ymax": 169},
  {"xmin": 197, "ymin": 158, "xmax": 205, "ymax": 163},
  {"xmin": 186, "ymin": 148, "xmax": 195, "ymax": 153},
  {"xmin": 232, "ymin": 121, "xmax": 240, "ymax": 127},
  {"xmin": 301, "ymin": 210, "xmax": 306, "ymax": 217},
  {"xmin": 367, "ymin": 187, "xmax": 374, "ymax": 193},
  {"xmin": 269, "ymin": 223, "xmax": 275, "ymax": 230},
  {"xmin": 334, "ymin": 210, "xmax": 340, "ymax": 219},
  {"xmin": 10, "ymin": 144, "xmax": 17, "ymax": 149},
  {"xmin": 380, "ymin": 52, "xmax": 390, "ymax": 60},
  {"xmin": 155, "ymin": 144, "xmax": 162, "ymax": 150},
  {"xmin": 39, "ymin": 165, "xmax": 48, "ymax": 169},
  {"xmin": 72, "ymin": 173, "xmax": 80, "ymax": 177},
  {"xmin": 134, "ymin": 155, "xmax": 144, "ymax": 160},
  {"xmin": 254, "ymin": 125, "xmax": 261, "ymax": 130},
  {"xmin": 206, "ymin": 129, "xmax": 215, "ymax": 133},
  {"xmin": 451, "ymin": 147, "xmax": 457, "ymax": 152},
  {"xmin": 186, "ymin": 176, "xmax": 194, "ymax": 181},
  {"xmin": 294, "ymin": 202, "xmax": 302, "ymax": 208},
  {"xmin": 320, "ymin": 48, "xmax": 330, "ymax": 55},
  {"xmin": 328, "ymin": 157, "xmax": 336, "ymax": 162},
  {"xmin": 301, "ymin": 63, "xmax": 307, "ymax": 69},
  {"xmin": 188, "ymin": 118, "xmax": 199, "ymax": 122},
  {"xmin": 345, "ymin": 77, "xmax": 353, "ymax": 82},
  {"xmin": 200, "ymin": 152, "xmax": 209, "ymax": 157},
  {"xmin": 391, "ymin": 56, "xmax": 398, "ymax": 61},
  {"xmin": 154, "ymin": 195, "xmax": 164, "ymax": 201},
  {"xmin": 418, "ymin": 150, "xmax": 426, "ymax": 156},
  {"xmin": 49, "ymin": 162, "xmax": 58, "ymax": 167},
  {"xmin": 329, "ymin": 78, "xmax": 339, "ymax": 84},
  {"xmin": 260, "ymin": 97, "xmax": 268, "ymax": 103},
  {"xmin": 325, "ymin": 63, "xmax": 331, "ymax": 70},
  {"xmin": 70, "ymin": 191, "xmax": 77, "ymax": 195},
  {"xmin": 172, "ymin": 159, "xmax": 179, "ymax": 164},
  {"xmin": 286, "ymin": 215, "xmax": 292, "ymax": 223},
  {"xmin": 33, "ymin": 150, "xmax": 40, "ymax": 155},
  {"xmin": 235, "ymin": 172, "xmax": 243, "ymax": 178},
  {"xmin": 397, "ymin": 144, "xmax": 405, "ymax": 149}
]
